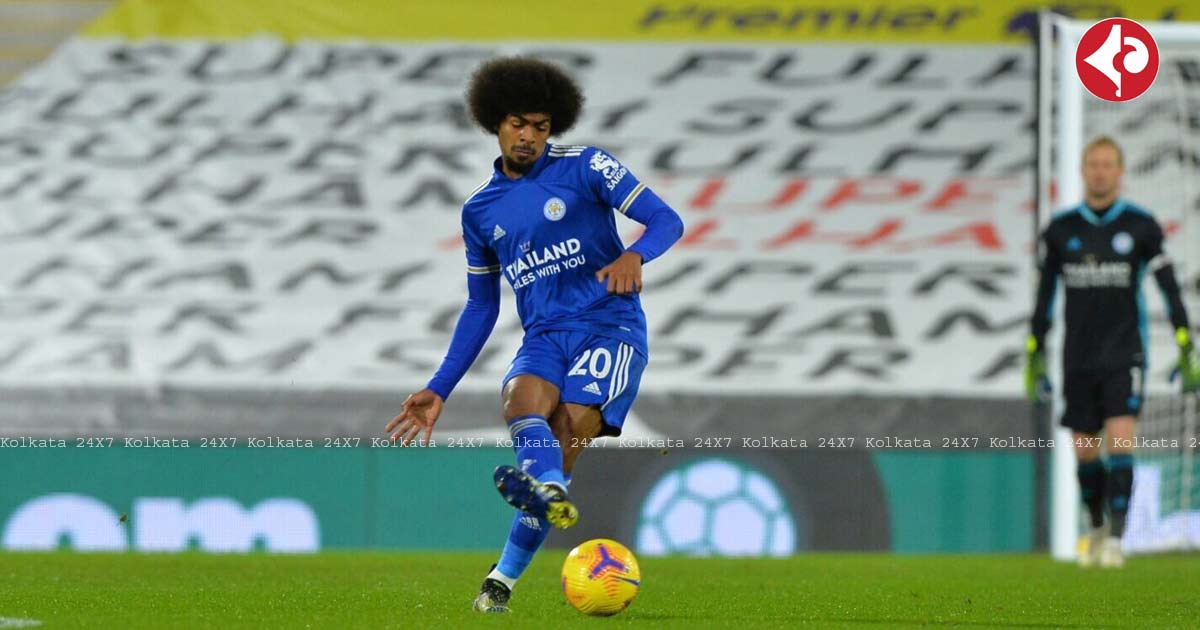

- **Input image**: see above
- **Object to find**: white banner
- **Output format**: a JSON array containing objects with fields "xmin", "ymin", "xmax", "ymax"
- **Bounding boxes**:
[{"xmin": 0, "ymin": 39, "xmax": 1180, "ymax": 396}]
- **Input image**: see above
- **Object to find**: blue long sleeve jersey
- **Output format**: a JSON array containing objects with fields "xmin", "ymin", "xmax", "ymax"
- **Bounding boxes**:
[{"xmin": 426, "ymin": 144, "xmax": 685, "ymax": 400}]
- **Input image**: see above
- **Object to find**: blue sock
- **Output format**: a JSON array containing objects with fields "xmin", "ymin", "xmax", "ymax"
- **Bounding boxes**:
[
  {"xmin": 1077, "ymin": 458, "xmax": 1107, "ymax": 528},
  {"xmin": 1107, "ymin": 454, "xmax": 1134, "ymax": 537},
  {"xmin": 495, "ymin": 474, "xmax": 571, "ymax": 582},
  {"xmin": 507, "ymin": 414, "xmax": 565, "ymax": 488}
]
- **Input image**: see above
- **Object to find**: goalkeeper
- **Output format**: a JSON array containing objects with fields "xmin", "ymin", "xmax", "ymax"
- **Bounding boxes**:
[{"xmin": 1026, "ymin": 136, "xmax": 1200, "ymax": 568}]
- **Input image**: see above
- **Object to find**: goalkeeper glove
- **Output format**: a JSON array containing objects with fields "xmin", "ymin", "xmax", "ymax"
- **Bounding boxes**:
[
  {"xmin": 1175, "ymin": 328, "xmax": 1200, "ymax": 394},
  {"xmin": 1024, "ymin": 336, "xmax": 1052, "ymax": 403}
]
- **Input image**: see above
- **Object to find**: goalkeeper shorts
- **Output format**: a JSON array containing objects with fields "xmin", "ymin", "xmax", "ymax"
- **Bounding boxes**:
[{"xmin": 1061, "ymin": 366, "xmax": 1145, "ymax": 433}]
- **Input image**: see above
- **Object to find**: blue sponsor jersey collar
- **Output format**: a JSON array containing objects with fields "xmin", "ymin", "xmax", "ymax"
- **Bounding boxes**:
[{"xmin": 1077, "ymin": 198, "xmax": 1126, "ymax": 226}]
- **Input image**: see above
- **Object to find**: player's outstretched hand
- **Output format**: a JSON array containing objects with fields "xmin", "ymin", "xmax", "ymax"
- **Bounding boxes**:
[
  {"xmin": 1024, "ymin": 336, "xmax": 1052, "ymax": 403},
  {"xmin": 1173, "ymin": 328, "xmax": 1200, "ymax": 394},
  {"xmin": 596, "ymin": 251, "xmax": 644, "ymax": 294},
  {"xmin": 386, "ymin": 388, "xmax": 444, "ymax": 446}
]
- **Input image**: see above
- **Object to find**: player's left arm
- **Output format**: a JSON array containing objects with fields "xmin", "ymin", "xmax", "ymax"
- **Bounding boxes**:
[
  {"xmin": 1145, "ymin": 219, "xmax": 1199, "ymax": 390},
  {"xmin": 584, "ymin": 148, "xmax": 685, "ymax": 293},
  {"xmin": 1026, "ymin": 226, "xmax": 1059, "ymax": 402}
]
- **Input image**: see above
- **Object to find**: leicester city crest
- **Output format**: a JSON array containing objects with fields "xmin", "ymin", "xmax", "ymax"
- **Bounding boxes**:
[
  {"xmin": 1112, "ymin": 231, "xmax": 1133, "ymax": 255},
  {"xmin": 543, "ymin": 197, "xmax": 566, "ymax": 221}
]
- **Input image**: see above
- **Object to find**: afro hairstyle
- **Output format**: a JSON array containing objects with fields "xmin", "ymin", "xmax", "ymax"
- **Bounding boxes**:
[{"xmin": 467, "ymin": 56, "xmax": 584, "ymax": 136}]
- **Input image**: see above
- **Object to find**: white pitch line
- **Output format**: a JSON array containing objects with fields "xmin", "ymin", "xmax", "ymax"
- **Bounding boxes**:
[{"xmin": 0, "ymin": 618, "xmax": 42, "ymax": 628}]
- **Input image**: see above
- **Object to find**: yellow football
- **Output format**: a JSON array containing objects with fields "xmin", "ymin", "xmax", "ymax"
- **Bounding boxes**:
[{"xmin": 561, "ymin": 538, "xmax": 641, "ymax": 616}]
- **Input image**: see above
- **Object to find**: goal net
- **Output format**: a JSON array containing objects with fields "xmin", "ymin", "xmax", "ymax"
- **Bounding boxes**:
[{"xmin": 1038, "ymin": 14, "xmax": 1200, "ymax": 559}]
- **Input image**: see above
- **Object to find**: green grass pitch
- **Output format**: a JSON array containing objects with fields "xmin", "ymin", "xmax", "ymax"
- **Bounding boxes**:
[{"xmin": 1, "ymin": 551, "xmax": 1197, "ymax": 628}]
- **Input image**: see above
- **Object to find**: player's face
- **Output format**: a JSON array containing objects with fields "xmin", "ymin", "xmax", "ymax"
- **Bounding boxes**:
[
  {"xmin": 497, "ymin": 113, "xmax": 551, "ymax": 176},
  {"xmin": 1082, "ymin": 145, "xmax": 1123, "ymax": 202}
]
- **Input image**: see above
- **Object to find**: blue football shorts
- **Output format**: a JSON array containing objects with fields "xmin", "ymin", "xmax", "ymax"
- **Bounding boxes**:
[{"xmin": 502, "ymin": 330, "xmax": 647, "ymax": 437}]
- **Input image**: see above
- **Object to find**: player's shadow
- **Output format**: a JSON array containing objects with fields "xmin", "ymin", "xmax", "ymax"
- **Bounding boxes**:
[
  {"xmin": 625, "ymin": 612, "xmax": 1110, "ymax": 628},
  {"xmin": 830, "ymin": 619, "xmax": 1111, "ymax": 628}
]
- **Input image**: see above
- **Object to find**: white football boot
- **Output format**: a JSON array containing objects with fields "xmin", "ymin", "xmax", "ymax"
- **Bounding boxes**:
[
  {"xmin": 1099, "ymin": 536, "xmax": 1125, "ymax": 568},
  {"xmin": 1078, "ymin": 524, "xmax": 1107, "ymax": 568}
]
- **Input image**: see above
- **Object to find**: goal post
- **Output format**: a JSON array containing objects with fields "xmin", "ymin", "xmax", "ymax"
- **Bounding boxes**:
[{"xmin": 1038, "ymin": 12, "xmax": 1200, "ymax": 560}]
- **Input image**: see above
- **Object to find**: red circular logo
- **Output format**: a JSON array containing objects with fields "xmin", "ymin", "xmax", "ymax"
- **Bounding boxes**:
[{"xmin": 1075, "ymin": 18, "xmax": 1159, "ymax": 102}]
